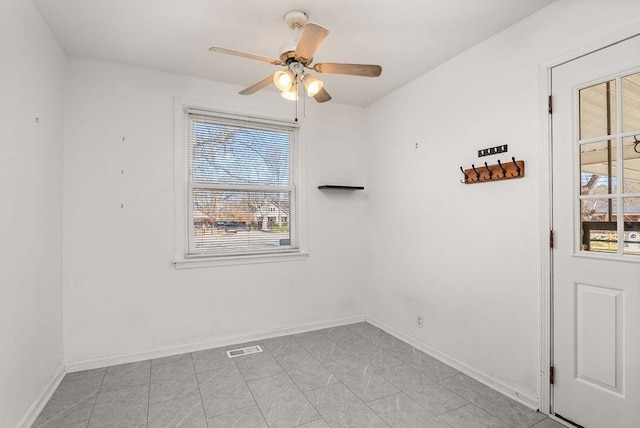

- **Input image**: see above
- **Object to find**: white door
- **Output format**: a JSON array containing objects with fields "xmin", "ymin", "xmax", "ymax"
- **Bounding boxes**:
[{"xmin": 552, "ymin": 34, "xmax": 640, "ymax": 428}]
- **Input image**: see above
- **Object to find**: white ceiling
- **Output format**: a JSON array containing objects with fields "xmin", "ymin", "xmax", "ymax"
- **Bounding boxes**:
[{"xmin": 33, "ymin": 0, "xmax": 555, "ymax": 106}]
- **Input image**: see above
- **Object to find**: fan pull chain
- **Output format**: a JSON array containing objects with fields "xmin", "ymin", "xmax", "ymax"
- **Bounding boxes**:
[{"xmin": 294, "ymin": 83, "xmax": 299, "ymax": 122}]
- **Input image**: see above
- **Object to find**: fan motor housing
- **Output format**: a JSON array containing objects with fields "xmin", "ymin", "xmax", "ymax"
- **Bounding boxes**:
[
  {"xmin": 279, "ymin": 41, "xmax": 297, "ymax": 63},
  {"xmin": 279, "ymin": 42, "xmax": 311, "ymax": 65}
]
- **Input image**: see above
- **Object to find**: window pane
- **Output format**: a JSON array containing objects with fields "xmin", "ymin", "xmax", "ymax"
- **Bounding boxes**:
[
  {"xmin": 191, "ymin": 189, "xmax": 292, "ymax": 255},
  {"xmin": 622, "ymin": 135, "xmax": 640, "ymax": 192},
  {"xmin": 581, "ymin": 198, "xmax": 617, "ymax": 253},
  {"xmin": 580, "ymin": 140, "xmax": 617, "ymax": 195},
  {"xmin": 191, "ymin": 120, "xmax": 290, "ymax": 186},
  {"xmin": 622, "ymin": 72, "xmax": 640, "ymax": 133},
  {"xmin": 623, "ymin": 197, "xmax": 640, "ymax": 256},
  {"xmin": 579, "ymin": 80, "xmax": 617, "ymax": 139}
]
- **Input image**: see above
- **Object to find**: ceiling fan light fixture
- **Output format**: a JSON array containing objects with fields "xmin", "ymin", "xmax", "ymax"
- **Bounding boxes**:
[
  {"xmin": 281, "ymin": 84, "xmax": 299, "ymax": 101},
  {"xmin": 210, "ymin": 10, "xmax": 382, "ymax": 105},
  {"xmin": 273, "ymin": 69, "xmax": 294, "ymax": 91},
  {"xmin": 301, "ymin": 73, "xmax": 323, "ymax": 97}
]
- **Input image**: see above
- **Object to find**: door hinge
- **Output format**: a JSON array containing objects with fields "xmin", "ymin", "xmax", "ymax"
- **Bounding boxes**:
[
  {"xmin": 548, "ymin": 94, "xmax": 553, "ymax": 114},
  {"xmin": 550, "ymin": 230, "xmax": 554, "ymax": 249},
  {"xmin": 549, "ymin": 365, "xmax": 555, "ymax": 384}
]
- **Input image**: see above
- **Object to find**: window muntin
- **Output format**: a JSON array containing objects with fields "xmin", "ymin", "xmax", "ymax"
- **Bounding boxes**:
[
  {"xmin": 186, "ymin": 112, "xmax": 298, "ymax": 258},
  {"xmin": 578, "ymin": 71, "xmax": 640, "ymax": 257}
]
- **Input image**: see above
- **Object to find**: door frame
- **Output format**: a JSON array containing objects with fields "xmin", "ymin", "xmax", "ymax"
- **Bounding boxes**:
[{"xmin": 538, "ymin": 24, "xmax": 640, "ymax": 419}]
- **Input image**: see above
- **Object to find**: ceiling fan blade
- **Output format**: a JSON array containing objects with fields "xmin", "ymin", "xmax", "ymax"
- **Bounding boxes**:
[
  {"xmin": 295, "ymin": 23, "xmax": 329, "ymax": 61},
  {"xmin": 313, "ymin": 87, "xmax": 332, "ymax": 103},
  {"xmin": 239, "ymin": 75, "xmax": 274, "ymax": 95},
  {"xmin": 312, "ymin": 63, "xmax": 382, "ymax": 77},
  {"xmin": 209, "ymin": 47, "xmax": 282, "ymax": 65}
]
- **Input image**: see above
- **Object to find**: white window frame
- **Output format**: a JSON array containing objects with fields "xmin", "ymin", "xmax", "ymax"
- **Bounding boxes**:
[
  {"xmin": 573, "ymin": 69, "xmax": 640, "ymax": 262},
  {"xmin": 173, "ymin": 99, "xmax": 307, "ymax": 269}
]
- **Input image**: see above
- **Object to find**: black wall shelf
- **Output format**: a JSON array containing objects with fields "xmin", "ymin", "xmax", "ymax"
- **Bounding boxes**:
[{"xmin": 318, "ymin": 185, "xmax": 365, "ymax": 190}]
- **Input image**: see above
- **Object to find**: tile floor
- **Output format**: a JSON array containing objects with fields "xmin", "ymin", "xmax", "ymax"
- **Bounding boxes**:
[{"xmin": 33, "ymin": 322, "xmax": 564, "ymax": 428}]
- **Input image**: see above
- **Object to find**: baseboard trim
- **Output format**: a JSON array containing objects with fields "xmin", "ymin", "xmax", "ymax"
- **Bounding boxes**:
[
  {"xmin": 366, "ymin": 315, "xmax": 540, "ymax": 411},
  {"xmin": 17, "ymin": 365, "xmax": 65, "ymax": 428},
  {"xmin": 65, "ymin": 314, "xmax": 365, "ymax": 373}
]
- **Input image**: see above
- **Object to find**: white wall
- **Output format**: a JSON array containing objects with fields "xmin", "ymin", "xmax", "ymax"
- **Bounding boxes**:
[
  {"xmin": 63, "ymin": 59, "xmax": 367, "ymax": 364},
  {"xmin": 363, "ymin": 0, "xmax": 640, "ymax": 403},
  {"xmin": 0, "ymin": 0, "xmax": 65, "ymax": 426}
]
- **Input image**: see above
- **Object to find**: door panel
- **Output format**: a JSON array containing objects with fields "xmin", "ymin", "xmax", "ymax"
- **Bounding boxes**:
[
  {"xmin": 552, "ymin": 35, "xmax": 640, "ymax": 428},
  {"xmin": 575, "ymin": 283, "xmax": 623, "ymax": 394}
]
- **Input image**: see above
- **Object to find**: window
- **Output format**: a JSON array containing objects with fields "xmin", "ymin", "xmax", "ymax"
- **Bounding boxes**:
[
  {"xmin": 578, "ymin": 71, "xmax": 640, "ymax": 256},
  {"xmin": 175, "ymin": 105, "xmax": 303, "ymax": 266}
]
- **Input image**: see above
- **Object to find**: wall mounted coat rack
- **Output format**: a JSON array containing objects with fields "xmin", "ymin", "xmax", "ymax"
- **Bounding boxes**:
[{"xmin": 460, "ymin": 157, "xmax": 524, "ymax": 184}]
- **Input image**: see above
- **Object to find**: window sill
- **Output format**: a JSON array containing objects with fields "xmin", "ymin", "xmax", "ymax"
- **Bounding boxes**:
[{"xmin": 173, "ymin": 251, "xmax": 309, "ymax": 269}]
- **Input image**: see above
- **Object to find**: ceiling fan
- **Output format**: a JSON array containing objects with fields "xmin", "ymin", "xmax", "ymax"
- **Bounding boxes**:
[{"xmin": 209, "ymin": 10, "xmax": 382, "ymax": 103}]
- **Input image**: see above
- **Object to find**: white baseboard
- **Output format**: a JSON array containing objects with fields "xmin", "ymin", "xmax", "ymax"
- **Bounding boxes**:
[
  {"xmin": 17, "ymin": 365, "xmax": 65, "ymax": 428},
  {"xmin": 65, "ymin": 314, "xmax": 365, "ymax": 373},
  {"xmin": 366, "ymin": 315, "xmax": 540, "ymax": 411}
]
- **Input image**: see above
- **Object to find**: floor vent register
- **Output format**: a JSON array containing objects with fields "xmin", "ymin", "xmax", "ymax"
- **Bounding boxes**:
[{"xmin": 226, "ymin": 345, "xmax": 263, "ymax": 358}]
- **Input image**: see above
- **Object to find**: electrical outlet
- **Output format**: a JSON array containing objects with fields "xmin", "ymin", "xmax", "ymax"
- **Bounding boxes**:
[{"xmin": 417, "ymin": 315, "xmax": 423, "ymax": 328}]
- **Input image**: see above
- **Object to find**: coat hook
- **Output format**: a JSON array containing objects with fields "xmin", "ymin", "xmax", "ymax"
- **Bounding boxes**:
[
  {"xmin": 497, "ymin": 159, "xmax": 506, "ymax": 178},
  {"xmin": 511, "ymin": 156, "xmax": 521, "ymax": 177},
  {"xmin": 634, "ymin": 135, "xmax": 640, "ymax": 154},
  {"xmin": 460, "ymin": 166, "xmax": 469, "ymax": 183},
  {"xmin": 484, "ymin": 161, "xmax": 493, "ymax": 180},
  {"xmin": 471, "ymin": 164, "xmax": 481, "ymax": 181}
]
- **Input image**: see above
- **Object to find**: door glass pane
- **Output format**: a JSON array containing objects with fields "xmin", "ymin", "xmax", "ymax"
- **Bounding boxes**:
[
  {"xmin": 580, "ymin": 80, "xmax": 617, "ymax": 139},
  {"xmin": 581, "ymin": 140, "xmax": 617, "ymax": 195},
  {"xmin": 623, "ymin": 197, "xmax": 640, "ymax": 256},
  {"xmin": 622, "ymin": 72, "xmax": 640, "ymax": 133},
  {"xmin": 581, "ymin": 198, "xmax": 617, "ymax": 253},
  {"xmin": 622, "ymin": 136, "xmax": 640, "ymax": 192}
]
